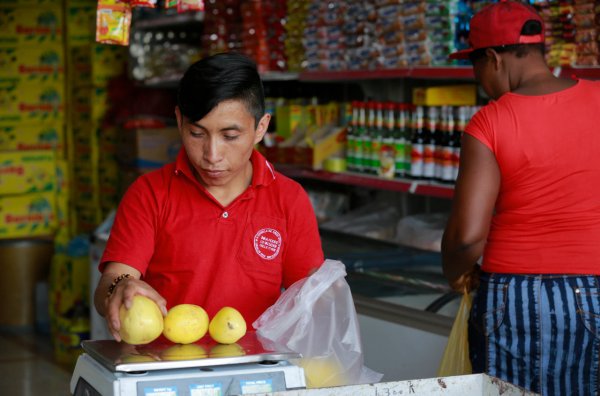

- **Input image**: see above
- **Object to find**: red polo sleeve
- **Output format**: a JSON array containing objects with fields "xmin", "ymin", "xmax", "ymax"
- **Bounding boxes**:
[
  {"xmin": 99, "ymin": 174, "xmax": 160, "ymax": 275},
  {"xmin": 281, "ymin": 185, "xmax": 324, "ymax": 288}
]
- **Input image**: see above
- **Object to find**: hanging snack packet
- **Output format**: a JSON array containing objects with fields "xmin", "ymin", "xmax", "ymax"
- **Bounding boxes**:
[
  {"xmin": 164, "ymin": 0, "xmax": 177, "ymax": 8},
  {"xmin": 96, "ymin": 1, "xmax": 132, "ymax": 46},
  {"xmin": 177, "ymin": 0, "xmax": 204, "ymax": 13},
  {"xmin": 131, "ymin": 0, "xmax": 157, "ymax": 7}
]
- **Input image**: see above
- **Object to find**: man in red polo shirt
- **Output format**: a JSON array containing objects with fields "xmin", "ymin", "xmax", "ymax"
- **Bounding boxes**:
[{"xmin": 94, "ymin": 52, "xmax": 324, "ymax": 341}]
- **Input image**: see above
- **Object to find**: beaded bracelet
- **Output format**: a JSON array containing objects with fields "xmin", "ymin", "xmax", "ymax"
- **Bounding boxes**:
[{"xmin": 107, "ymin": 273, "xmax": 132, "ymax": 297}]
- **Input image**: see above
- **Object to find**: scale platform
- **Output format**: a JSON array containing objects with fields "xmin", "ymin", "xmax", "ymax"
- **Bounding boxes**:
[{"xmin": 70, "ymin": 331, "xmax": 306, "ymax": 395}]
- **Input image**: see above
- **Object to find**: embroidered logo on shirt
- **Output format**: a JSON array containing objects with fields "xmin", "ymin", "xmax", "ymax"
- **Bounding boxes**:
[{"xmin": 253, "ymin": 228, "xmax": 282, "ymax": 260}]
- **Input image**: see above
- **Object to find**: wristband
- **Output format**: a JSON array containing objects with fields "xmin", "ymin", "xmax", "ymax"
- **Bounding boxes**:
[{"xmin": 107, "ymin": 273, "xmax": 132, "ymax": 297}]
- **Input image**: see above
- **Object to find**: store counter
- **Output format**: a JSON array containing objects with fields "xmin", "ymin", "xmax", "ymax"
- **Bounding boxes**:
[{"xmin": 321, "ymin": 229, "xmax": 458, "ymax": 382}]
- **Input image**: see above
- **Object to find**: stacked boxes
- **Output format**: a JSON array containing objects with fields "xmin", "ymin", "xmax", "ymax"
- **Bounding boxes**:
[
  {"xmin": 0, "ymin": 1, "xmax": 65, "ymax": 240},
  {"xmin": 65, "ymin": 0, "xmax": 127, "ymax": 235}
]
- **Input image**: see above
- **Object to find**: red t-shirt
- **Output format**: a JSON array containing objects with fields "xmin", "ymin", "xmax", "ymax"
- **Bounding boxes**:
[
  {"xmin": 100, "ymin": 149, "xmax": 324, "ymax": 323},
  {"xmin": 466, "ymin": 79, "xmax": 600, "ymax": 274}
]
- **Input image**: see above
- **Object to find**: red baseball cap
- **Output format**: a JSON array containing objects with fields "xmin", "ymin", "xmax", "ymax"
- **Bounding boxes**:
[{"xmin": 449, "ymin": 0, "xmax": 545, "ymax": 60}]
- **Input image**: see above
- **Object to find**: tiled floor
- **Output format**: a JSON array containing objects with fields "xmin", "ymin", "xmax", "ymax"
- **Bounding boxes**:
[{"xmin": 0, "ymin": 329, "xmax": 72, "ymax": 395}]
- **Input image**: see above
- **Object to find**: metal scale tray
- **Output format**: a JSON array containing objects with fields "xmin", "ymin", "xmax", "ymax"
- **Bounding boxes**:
[{"xmin": 81, "ymin": 331, "xmax": 301, "ymax": 373}]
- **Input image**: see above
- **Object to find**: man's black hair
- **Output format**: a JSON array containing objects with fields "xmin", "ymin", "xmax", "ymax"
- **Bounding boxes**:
[
  {"xmin": 177, "ymin": 52, "xmax": 265, "ymax": 126},
  {"xmin": 468, "ymin": 20, "xmax": 545, "ymax": 64}
]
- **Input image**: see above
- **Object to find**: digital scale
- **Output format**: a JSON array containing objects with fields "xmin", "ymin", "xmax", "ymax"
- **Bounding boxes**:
[{"xmin": 70, "ymin": 332, "xmax": 306, "ymax": 396}]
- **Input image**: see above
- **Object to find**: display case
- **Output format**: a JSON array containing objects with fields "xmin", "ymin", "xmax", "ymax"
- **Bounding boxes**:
[{"xmin": 320, "ymin": 229, "xmax": 458, "ymax": 381}]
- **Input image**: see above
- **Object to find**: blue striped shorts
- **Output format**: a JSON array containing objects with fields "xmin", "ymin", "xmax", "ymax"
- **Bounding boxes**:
[{"xmin": 469, "ymin": 272, "xmax": 600, "ymax": 396}]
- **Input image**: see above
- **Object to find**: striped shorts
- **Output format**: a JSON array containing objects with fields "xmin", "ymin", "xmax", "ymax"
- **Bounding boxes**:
[{"xmin": 468, "ymin": 272, "xmax": 600, "ymax": 396}]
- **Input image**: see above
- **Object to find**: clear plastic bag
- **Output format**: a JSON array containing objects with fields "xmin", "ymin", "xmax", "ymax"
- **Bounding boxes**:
[
  {"xmin": 253, "ymin": 259, "xmax": 383, "ymax": 388},
  {"xmin": 437, "ymin": 291, "xmax": 473, "ymax": 377}
]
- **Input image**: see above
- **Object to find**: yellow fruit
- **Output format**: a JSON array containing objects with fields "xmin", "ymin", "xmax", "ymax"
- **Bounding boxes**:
[
  {"xmin": 163, "ymin": 304, "xmax": 209, "ymax": 344},
  {"xmin": 297, "ymin": 357, "xmax": 347, "ymax": 389},
  {"xmin": 160, "ymin": 344, "xmax": 207, "ymax": 361},
  {"xmin": 208, "ymin": 307, "xmax": 247, "ymax": 344},
  {"xmin": 119, "ymin": 295, "xmax": 164, "ymax": 345},
  {"xmin": 209, "ymin": 343, "xmax": 246, "ymax": 358}
]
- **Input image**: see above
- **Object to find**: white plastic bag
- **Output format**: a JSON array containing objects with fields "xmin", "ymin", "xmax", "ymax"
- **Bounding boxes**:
[{"xmin": 253, "ymin": 259, "xmax": 383, "ymax": 388}]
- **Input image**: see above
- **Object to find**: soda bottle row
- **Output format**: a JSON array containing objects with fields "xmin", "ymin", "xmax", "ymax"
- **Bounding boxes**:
[{"xmin": 346, "ymin": 101, "xmax": 479, "ymax": 184}]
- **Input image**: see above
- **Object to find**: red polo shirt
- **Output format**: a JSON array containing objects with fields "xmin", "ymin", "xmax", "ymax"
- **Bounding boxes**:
[{"xmin": 100, "ymin": 148, "xmax": 324, "ymax": 324}]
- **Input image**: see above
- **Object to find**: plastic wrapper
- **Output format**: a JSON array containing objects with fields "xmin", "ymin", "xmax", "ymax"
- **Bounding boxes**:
[
  {"xmin": 395, "ymin": 212, "xmax": 449, "ymax": 252},
  {"xmin": 437, "ymin": 291, "xmax": 472, "ymax": 377},
  {"xmin": 96, "ymin": 2, "xmax": 132, "ymax": 46},
  {"xmin": 253, "ymin": 259, "xmax": 383, "ymax": 388}
]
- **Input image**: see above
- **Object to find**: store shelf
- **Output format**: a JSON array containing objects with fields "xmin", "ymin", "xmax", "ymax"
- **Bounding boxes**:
[
  {"xmin": 299, "ymin": 67, "xmax": 475, "ymax": 82},
  {"xmin": 133, "ymin": 11, "xmax": 204, "ymax": 29},
  {"xmin": 297, "ymin": 66, "xmax": 600, "ymax": 82},
  {"xmin": 260, "ymin": 71, "xmax": 300, "ymax": 81},
  {"xmin": 275, "ymin": 164, "xmax": 455, "ymax": 199}
]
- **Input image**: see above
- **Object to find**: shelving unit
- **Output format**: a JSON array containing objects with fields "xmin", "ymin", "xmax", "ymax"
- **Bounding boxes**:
[{"xmin": 275, "ymin": 164, "xmax": 455, "ymax": 199}]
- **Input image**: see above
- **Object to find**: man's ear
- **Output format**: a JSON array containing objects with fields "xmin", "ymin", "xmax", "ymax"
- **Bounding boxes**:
[
  {"xmin": 175, "ymin": 106, "xmax": 182, "ymax": 129},
  {"xmin": 254, "ymin": 113, "xmax": 271, "ymax": 145},
  {"xmin": 486, "ymin": 48, "xmax": 503, "ymax": 70},
  {"xmin": 175, "ymin": 106, "xmax": 185, "ymax": 139}
]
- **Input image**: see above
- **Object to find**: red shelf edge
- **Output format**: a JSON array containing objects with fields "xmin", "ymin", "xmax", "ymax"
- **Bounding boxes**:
[
  {"xmin": 298, "ymin": 66, "xmax": 600, "ymax": 82},
  {"xmin": 276, "ymin": 164, "xmax": 454, "ymax": 198}
]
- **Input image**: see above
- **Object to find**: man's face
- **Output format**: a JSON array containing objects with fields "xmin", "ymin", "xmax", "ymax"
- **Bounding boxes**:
[{"xmin": 176, "ymin": 100, "xmax": 270, "ymax": 190}]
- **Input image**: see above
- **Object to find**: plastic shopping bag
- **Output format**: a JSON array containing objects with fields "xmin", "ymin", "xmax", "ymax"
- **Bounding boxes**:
[
  {"xmin": 437, "ymin": 290, "xmax": 473, "ymax": 377},
  {"xmin": 253, "ymin": 259, "xmax": 383, "ymax": 388}
]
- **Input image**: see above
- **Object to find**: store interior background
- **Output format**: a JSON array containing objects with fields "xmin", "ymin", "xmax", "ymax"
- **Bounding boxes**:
[{"xmin": 1, "ymin": 0, "xmax": 598, "ymax": 393}]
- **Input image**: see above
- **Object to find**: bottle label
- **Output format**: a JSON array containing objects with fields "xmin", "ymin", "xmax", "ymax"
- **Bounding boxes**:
[
  {"xmin": 423, "ymin": 143, "xmax": 435, "ymax": 178},
  {"xmin": 411, "ymin": 143, "xmax": 424, "ymax": 177}
]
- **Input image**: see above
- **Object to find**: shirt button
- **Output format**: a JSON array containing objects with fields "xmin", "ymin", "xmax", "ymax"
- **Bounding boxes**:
[
  {"xmin": 174, "ymin": 169, "xmax": 180, "ymax": 176},
  {"xmin": 222, "ymin": 211, "xmax": 229, "ymax": 218}
]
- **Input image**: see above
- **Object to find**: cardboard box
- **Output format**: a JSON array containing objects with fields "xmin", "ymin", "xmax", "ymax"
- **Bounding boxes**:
[
  {"xmin": 66, "ymin": 4, "xmax": 96, "ymax": 46},
  {"xmin": 0, "ymin": 191, "xmax": 57, "ymax": 238},
  {"xmin": 412, "ymin": 84, "xmax": 477, "ymax": 106},
  {"xmin": 0, "ymin": 80, "xmax": 65, "ymax": 123},
  {"xmin": 0, "ymin": 150, "xmax": 56, "ymax": 195},
  {"xmin": 268, "ymin": 126, "xmax": 346, "ymax": 170},
  {"xmin": 0, "ymin": 122, "xmax": 64, "ymax": 153},
  {"xmin": 118, "ymin": 127, "xmax": 182, "ymax": 171},
  {"xmin": 0, "ymin": 5, "xmax": 63, "ymax": 46},
  {"xmin": 0, "ymin": 45, "xmax": 64, "ymax": 83}
]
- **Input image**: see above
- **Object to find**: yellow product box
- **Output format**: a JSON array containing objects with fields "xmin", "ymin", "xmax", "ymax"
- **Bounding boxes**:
[
  {"xmin": 0, "ymin": 191, "xmax": 57, "ymax": 238},
  {"xmin": 67, "ymin": 45, "xmax": 92, "ymax": 87},
  {"xmin": 0, "ymin": 80, "xmax": 65, "ymax": 123},
  {"xmin": 305, "ymin": 126, "xmax": 346, "ymax": 170},
  {"xmin": 55, "ymin": 159, "xmax": 69, "ymax": 228},
  {"xmin": 91, "ymin": 86, "xmax": 109, "ymax": 121},
  {"xmin": 72, "ymin": 205, "xmax": 101, "ymax": 234},
  {"xmin": 0, "ymin": 150, "xmax": 56, "ymax": 195},
  {"xmin": 412, "ymin": 85, "xmax": 477, "ymax": 106},
  {"xmin": 275, "ymin": 104, "xmax": 304, "ymax": 139},
  {"xmin": 0, "ymin": 5, "xmax": 63, "ymax": 46},
  {"xmin": 66, "ymin": 4, "xmax": 96, "ymax": 46},
  {"xmin": 91, "ymin": 44, "xmax": 127, "ymax": 86},
  {"xmin": 0, "ymin": 122, "xmax": 64, "ymax": 153},
  {"xmin": 0, "ymin": 45, "xmax": 64, "ymax": 83}
]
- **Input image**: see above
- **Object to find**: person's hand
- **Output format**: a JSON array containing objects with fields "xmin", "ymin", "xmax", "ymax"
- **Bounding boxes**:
[
  {"xmin": 104, "ymin": 277, "xmax": 167, "ymax": 342},
  {"xmin": 450, "ymin": 265, "xmax": 482, "ymax": 293}
]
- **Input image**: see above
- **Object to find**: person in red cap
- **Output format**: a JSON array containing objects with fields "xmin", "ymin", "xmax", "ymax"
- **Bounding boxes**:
[
  {"xmin": 94, "ymin": 53, "xmax": 324, "ymax": 341},
  {"xmin": 442, "ymin": 1, "xmax": 600, "ymax": 394}
]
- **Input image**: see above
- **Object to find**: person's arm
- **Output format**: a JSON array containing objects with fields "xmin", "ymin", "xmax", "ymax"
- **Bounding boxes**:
[
  {"xmin": 442, "ymin": 134, "xmax": 500, "ymax": 291},
  {"xmin": 95, "ymin": 261, "xmax": 167, "ymax": 341},
  {"xmin": 281, "ymin": 185, "xmax": 325, "ymax": 287}
]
